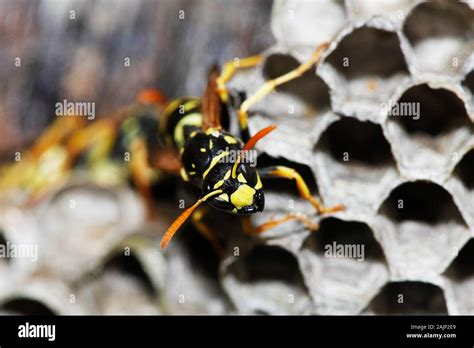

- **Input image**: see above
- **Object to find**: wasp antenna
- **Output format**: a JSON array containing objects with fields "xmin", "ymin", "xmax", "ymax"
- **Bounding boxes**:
[
  {"xmin": 160, "ymin": 190, "xmax": 223, "ymax": 250},
  {"xmin": 243, "ymin": 124, "xmax": 276, "ymax": 151}
]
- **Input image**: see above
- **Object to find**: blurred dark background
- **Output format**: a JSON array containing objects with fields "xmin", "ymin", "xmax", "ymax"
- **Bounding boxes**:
[{"xmin": 0, "ymin": 0, "xmax": 274, "ymax": 158}]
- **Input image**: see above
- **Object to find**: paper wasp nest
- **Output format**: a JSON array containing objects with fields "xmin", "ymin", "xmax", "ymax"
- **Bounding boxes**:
[
  {"xmin": 0, "ymin": 0, "xmax": 473, "ymax": 315},
  {"xmin": 224, "ymin": 0, "xmax": 474, "ymax": 315}
]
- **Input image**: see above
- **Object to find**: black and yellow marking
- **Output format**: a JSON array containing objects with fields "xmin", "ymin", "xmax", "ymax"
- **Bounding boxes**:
[
  {"xmin": 160, "ymin": 42, "xmax": 345, "ymax": 251},
  {"xmin": 180, "ymin": 127, "xmax": 242, "ymax": 186},
  {"xmin": 159, "ymin": 97, "xmax": 202, "ymax": 149}
]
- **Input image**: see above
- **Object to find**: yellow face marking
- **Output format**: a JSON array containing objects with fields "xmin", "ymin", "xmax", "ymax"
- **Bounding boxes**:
[
  {"xmin": 230, "ymin": 184, "xmax": 255, "ymax": 209},
  {"xmin": 224, "ymin": 135, "xmax": 237, "ymax": 144},
  {"xmin": 191, "ymin": 163, "xmax": 196, "ymax": 169},
  {"xmin": 218, "ymin": 193, "xmax": 229, "ymax": 202},
  {"xmin": 202, "ymin": 151, "xmax": 229, "ymax": 179},
  {"xmin": 200, "ymin": 148, "xmax": 206, "ymax": 152},
  {"xmin": 209, "ymin": 139, "xmax": 213, "ymax": 149},
  {"xmin": 237, "ymin": 173, "xmax": 247, "ymax": 183},
  {"xmin": 254, "ymin": 173, "xmax": 262, "ymax": 189}
]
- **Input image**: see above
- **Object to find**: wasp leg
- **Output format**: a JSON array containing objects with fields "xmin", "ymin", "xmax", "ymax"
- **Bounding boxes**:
[
  {"xmin": 242, "ymin": 213, "xmax": 319, "ymax": 236},
  {"xmin": 236, "ymin": 43, "xmax": 329, "ymax": 141},
  {"xmin": 129, "ymin": 138, "xmax": 158, "ymax": 220},
  {"xmin": 259, "ymin": 165, "xmax": 344, "ymax": 215},
  {"xmin": 192, "ymin": 207, "xmax": 225, "ymax": 257},
  {"xmin": 216, "ymin": 54, "xmax": 264, "ymax": 103}
]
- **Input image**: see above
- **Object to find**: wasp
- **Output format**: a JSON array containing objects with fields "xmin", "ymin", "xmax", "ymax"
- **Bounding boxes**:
[
  {"xmin": 0, "ymin": 89, "xmax": 169, "ymax": 217},
  {"xmin": 159, "ymin": 42, "xmax": 344, "ymax": 251}
]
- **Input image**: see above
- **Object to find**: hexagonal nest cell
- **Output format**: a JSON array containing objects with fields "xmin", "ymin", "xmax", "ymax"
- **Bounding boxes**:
[
  {"xmin": 271, "ymin": 0, "xmax": 347, "ymax": 46},
  {"xmin": 101, "ymin": 252, "xmax": 156, "ymax": 296},
  {"xmin": 384, "ymin": 83, "xmax": 472, "ymax": 178},
  {"xmin": 239, "ymin": 245, "xmax": 305, "ymax": 284},
  {"xmin": 376, "ymin": 181, "xmax": 470, "ymax": 277},
  {"xmin": 388, "ymin": 84, "xmax": 470, "ymax": 137},
  {"xmin": 318, "ymin": 117, "xmax": 394, "ymax": 166},
  {"xmin": 379, "ymin": 181, "xmax": 465, "ymax": 225},
  {"xmin": 326, "ymin": 27, "xmax": 408, "ymax": 80},
  {"xmin": 78, "ymin": 250, "xmax": 159, "ymax": 315},
  {"xmin": 299, "ymin": 217, "xmax": 389, "ymax": 314},
  {"xmin": 263, "ymin": 54, "xmax": 331, "ymax": 114},
  {"xmin": 321, "ymin": 25, "xmax": 410, "ymax": 116},
  {"xmin": 223, "ymin": 244, "xmax": 311, "ymax": 314},
  {"xmin": 365, "ymin": 281, "xmax": 448, "ymax": 315},
  {"xmin": 0, "ymin": 298, "xmax": 56, "ymax": 316},
  {"xmin": 313, "ymin": 116, "xmax": 399, "ymax": 211},
  {"xmin": 303, "ymin": 218, "xmax": 387, "ymax": 262},
  {"xmin": 244, "ymin": 52, "xmax": 334, "ymax": 161}
]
